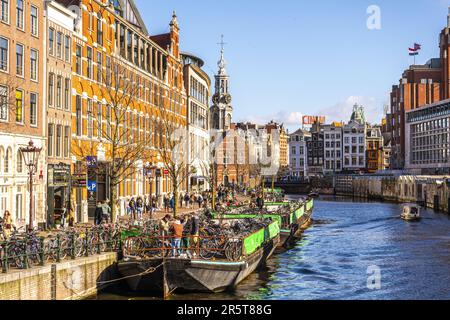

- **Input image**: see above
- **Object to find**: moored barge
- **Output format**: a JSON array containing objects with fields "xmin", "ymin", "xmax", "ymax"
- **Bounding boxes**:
[
  {"xmin": 117, "ymin": 221, "xmax": 280, "ymax": 296},
  {"xmin": 213, "ymin": 198, "xmax": 314, "ymax": 250}
]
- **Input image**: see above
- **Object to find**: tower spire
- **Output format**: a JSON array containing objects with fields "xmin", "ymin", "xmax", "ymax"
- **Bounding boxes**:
[{"xmin": 217, "ymin": 34, "xmax": 227, "ymax": 75}]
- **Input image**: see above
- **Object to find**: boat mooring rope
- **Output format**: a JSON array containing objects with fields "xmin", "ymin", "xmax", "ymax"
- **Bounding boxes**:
[{"xmin": 96, "ymin": 262, "xmax": 164, "ymax": 285}]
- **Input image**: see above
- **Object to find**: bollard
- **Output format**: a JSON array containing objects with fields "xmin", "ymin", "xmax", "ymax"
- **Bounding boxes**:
[
  {"xmin": 84, "ymin": 228, "xmax": 89, "ymax": 257},
  {"xmin": 39, "ymin": 237, "xmax": 45, "ymax": 267},
  {"xmin": 56, "ymin": 233, "xmax": 61, "ymax": 263},
  {"xmin": 23, "ymin": 240, "xmax": 29, "ymax": 270},
  {"xmin": 96, "ymin": 231, "xmax": 101, "ymax": 254},
  {"xmin": 71, "ymin": 233, "xmax": 76, "ymax": 260},
  {"xmin": 108, "ymin": 228, "xmax": 113, "ymax": 252},
  {"xmin": 2, "ymin": 243, "xmax": 9, "ymax": 273}
]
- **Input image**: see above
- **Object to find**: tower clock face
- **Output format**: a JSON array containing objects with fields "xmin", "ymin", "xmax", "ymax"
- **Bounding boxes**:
[
  {"xmin": 222, "ymin": 94, "xmax": 232, "ymax": 104},
  {"xmin": 212, "ymin": 94, "xmax": 221, "ymax": 105}
]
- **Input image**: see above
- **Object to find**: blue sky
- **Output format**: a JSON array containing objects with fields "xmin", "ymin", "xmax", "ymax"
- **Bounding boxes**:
[{"xmin": 135, "ymin": 0, "xmax": 450, "ymax": 131}]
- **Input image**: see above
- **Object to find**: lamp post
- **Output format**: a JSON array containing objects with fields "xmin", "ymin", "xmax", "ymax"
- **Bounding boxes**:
[{"xmin": 19, "ymin": 140, "xmax": 42, "ymax": 231}]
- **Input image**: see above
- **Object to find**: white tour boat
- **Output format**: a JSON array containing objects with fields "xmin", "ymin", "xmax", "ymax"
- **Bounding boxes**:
[{"xmin": 401, "ymin": 204, "xmax": 421, "ymax": 221}]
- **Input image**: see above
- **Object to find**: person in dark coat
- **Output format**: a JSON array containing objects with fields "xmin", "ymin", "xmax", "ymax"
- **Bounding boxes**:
[{"xmin": 95, "ymin": 201, "xmax": 104, "ymax": 225}]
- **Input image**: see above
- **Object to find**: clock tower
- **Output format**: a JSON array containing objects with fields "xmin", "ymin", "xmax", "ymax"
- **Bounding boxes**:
[{"xmin": 211, "ymin": 36, "xmax": 233, "ymax": 130}]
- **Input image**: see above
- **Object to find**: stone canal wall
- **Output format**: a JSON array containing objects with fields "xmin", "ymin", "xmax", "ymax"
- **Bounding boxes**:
[
  {"xmin": 334, "ymin": 175, "xmax": 450, "ymax": 213},
  {"xmin": 0, "ymin": 253, "xmax": 118, "ymax": 300}
]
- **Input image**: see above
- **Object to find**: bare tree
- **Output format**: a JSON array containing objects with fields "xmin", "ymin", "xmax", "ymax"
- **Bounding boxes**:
[
  {"xmin": 0, "ymin": 77, "xmax": 21, "ymax": 127},
  {"xmin": 156, "ymin": 100, "xmax": 194, "ymax": 218},
  {"xmin": 71, "ymin": 58, "xmax": 154, "ymax": 222}
]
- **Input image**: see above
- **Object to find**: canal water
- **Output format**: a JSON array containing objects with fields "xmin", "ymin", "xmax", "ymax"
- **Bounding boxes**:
[{"xmin": 95, "ymin": 196, "xmax": 450, "ymax": 300}]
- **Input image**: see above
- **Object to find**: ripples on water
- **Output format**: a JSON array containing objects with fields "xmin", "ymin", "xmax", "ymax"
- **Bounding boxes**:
[{"xmin": 96, "ymin": 196, "xmax": 450, "ymax": 300}]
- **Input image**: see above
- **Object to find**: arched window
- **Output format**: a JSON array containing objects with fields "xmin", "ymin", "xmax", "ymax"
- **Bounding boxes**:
[
  {"xmin": 17, "ymin": 151, "xmax": 23, "ymax": 173},
  {"xmin": 4, "ymin": 148, "xmax": 10, "ymax": 173},
  {"xmin": 0, "ymin": 147, "xmax": 3, "ymax": 172}
]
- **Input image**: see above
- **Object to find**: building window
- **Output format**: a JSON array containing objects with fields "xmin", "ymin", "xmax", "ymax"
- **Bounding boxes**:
[
  {"xmin": 30, "ymin": 92, "xmax": 37, "ymax": 126},
  {"xmin": 0, "ymin": 37, "xmax": 8, "ymax": 72},
  {"xmin": 56, "ymin": 76, "xmax": 62, "ymax": 108},
  {"xmin": 17, "ymin": 151, "xmax": 22, "ymax": 173},
  {"xmin": 0, "ymin": 85, "xmax": 7, "ymax": 121},
  {"xmin": 87, "ymin": 99, "xmax": 93, "ymax": 138},
  {"xmin": 48, "ymin": 123, "xmax": 53, "ymax": 157},
  {"xmin": 16, "ymin": 194, "xmax": 22, "ymax": 220},
  {"xmin": 48, "ymin": 73, "xmax": 54, "ymax": 106},
  {"xmin": 64, "ymin": 35, "xmax": 70, "ymax": 62},
  {"xmin": 97, "ymin": 102, "xmax": 102, "ymax": 138},
  {"xmin": 49, "ymin": 28, "xmax": 54, "ymax": 56},
  {"xmin": 4, "ymin": 148, "xmax": 9, "ymax": 173},
  {"xmin": 64, "ymin": 126, "xmax": 69, "ymax": 157},
  {"xmin": 76, "ymin": 96, "xmax": 82, "ymax": 136},
  {"xmin": 106, "ymin": 56, "xmax": 111, "ymax": 84},
  {"xmin": 97, "ymin": 14, "xmax": 103, "ymax": 46},
  {"xmin": 96, "ymin": 52, "xmax": 102, "ymax": 83},
  {"xmin": 0, "ymin": 0, "xmax": 9, "ymax": 23},
  {"xmin": 30, "ymin": 49, "xmax": 37, "ymax": 81},
  {"xmin": 15, "ymin": 89, "xmax": 23, "ymax": 123},
  {"xmin": 86, "ymin": 47, "xmax": 92, "ymax": 79},
  {"xmin": 16, "ymin": 0, "xmax": 23, "ymax": 30},
  {"xmin": 30, "ymin": 6, "xmax": 37, "ymax": 36},
  {"xmin": 75, "ymin": 45, "xmax": 81, "ymax": 75},
  {"xmin": 56, "ymin": 32, "xmax": 62, "ymax": 59},
  {"xmin": 16, "ymin": 43, "xmax": 23, "ymax": 76},
  {"xmin": 64, "ymin": 78, "xmax": 70, "ymax": 110},
  {"xmin": 56, "ymin": 125, "xmax": 62, "ymax": 157},
  {"xmin": 106, "ymin": 104, "xmax": 111, "ymax": 137}
]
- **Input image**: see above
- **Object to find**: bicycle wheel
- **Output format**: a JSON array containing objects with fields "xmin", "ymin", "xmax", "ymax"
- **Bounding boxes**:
[
  {"xmin": 199, "ymin": 238, "xmax": 217, "ymax": 260},
  {"xmin": 43, "ymin": 241, "xmax": 55, "ymax": 262},
  {"xmin": 59, "ymin": 239, "xmax": 69, "ymax": 260},
  {"xmin": 75, "ymin": 237, "xmax": 85, "ymax": 257}
]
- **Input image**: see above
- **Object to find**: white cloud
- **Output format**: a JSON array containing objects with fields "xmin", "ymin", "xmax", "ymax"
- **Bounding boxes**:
[
  {"xmin": 237, "ymin": 111, "xmax": 304, "ymax": 128},
  {"xmin": 236, "ymin": 96, "xmax": 385, "ymax": 133},
  {"xmin": 316, "ymin": 96, "xmax": 384, "ymax": 125}
]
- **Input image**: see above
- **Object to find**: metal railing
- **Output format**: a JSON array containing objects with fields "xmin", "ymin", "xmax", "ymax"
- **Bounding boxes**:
[{"xmin": 0, "ymin": 226, "xmax": 122, "ymax": 274}]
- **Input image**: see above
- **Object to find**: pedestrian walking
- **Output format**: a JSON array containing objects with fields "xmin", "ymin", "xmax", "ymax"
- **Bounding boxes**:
[
  {"xmin": 190, "ymin": 213, "xmax": 200, "ymax": 257},
  {"xmin": 170, "ymin": 219, "xmax": 183, "ymax": 257},
  {"xmin": 95, "ymin": 201, "xmax": 104, "ymax": 225},
  {"xmin": 163, "ymin": 194, "xmax": 170, "ymax": 213},
  {"xmin": 136, "ymin": 197, "xmax": 144, "ymax": 220},
  {"xmin": 184, "ymin": 192, "xmax": 190, "ymax": 209},
  {"xmin": 2, "ymin": 211, "xmax": 13, "ymax": 239},
  {"xmin": 102, "ymin": 200, "xmax": 112, "ymax": 224},
  {"xmin": 197, "ymin": 193, "xmax": 203, "ymax": 208},
  {"xmin": 129, "ymin": 198, "xmax": 136, "ymax": 220},
  {"xmin": 159, "ymin": 214, "xmax": 171, "ymax": 237},
  {"xmin": 181, "ymin": 214, "xmax": 192, "ymax": 258},
  {"xmin": 169, "ymin": 195, "xmax": 175, "ymax": 213}
]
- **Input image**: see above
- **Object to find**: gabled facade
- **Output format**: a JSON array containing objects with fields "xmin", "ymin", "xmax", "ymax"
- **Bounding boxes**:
[
  {"xmin": 57, "ymin": 0, "xmax": 186, "ymax": 220},
  {"xmin": 0, "ymin": 0, "xmax": 46, "ymax": 228}
]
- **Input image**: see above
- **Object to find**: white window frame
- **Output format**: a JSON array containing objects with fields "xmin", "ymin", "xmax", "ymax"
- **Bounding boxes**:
[
  {"xmin": 30, "ymin": 92, "xmax": 37, "ymax": 127},
  {"xmin": 30, "ymin": 5, "xmax": 38, "ymax": 37},
  {"xmin": 16, "ymin": 0, "xmax": 24, "ymax": 30},
  {"xmin": 30, "ymin": 48, "xmax": 38, "ymax": 82},
  {"xmin": 0, "ymin": 0, "xmax": 10, "ymax": 24},
  {"xmin": 0, "ymin": 36, "xmax": 9, "ymax": 73},
  {"xmin": 15, "ymin": 42, "xmax": 24, "ymax": 77},
  {"xmin": 0, "ymin": 84, "xmax": 8, "ymax": 122}
]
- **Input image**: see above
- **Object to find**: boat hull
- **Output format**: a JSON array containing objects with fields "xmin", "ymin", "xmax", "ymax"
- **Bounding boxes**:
[{"xmin": 118, "ymin": 236, "xmax": 280, "ymax": 294}]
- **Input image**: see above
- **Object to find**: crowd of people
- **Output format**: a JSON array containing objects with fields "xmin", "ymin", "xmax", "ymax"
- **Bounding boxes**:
[{"xmin": 158, "ymin": 213, "xmax": 200, "ymax": 258}]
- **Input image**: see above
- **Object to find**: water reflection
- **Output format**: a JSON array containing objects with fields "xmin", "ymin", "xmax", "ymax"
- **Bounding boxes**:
[{"xmin": 95, "ymin": 196, "xmax": 450, "ymax": 300}]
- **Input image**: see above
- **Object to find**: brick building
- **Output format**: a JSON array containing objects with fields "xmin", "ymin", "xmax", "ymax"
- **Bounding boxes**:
[
  {"xmin": 45, "ymin": 0, "xmax": 76, "ymax": 226},
  {"xmin": 57, "ymin": 0, "xmax": 186, "ymax": 220},
  {"xmin": 0, "ymin": 0, "xmax": 46, "ymax": 228}
]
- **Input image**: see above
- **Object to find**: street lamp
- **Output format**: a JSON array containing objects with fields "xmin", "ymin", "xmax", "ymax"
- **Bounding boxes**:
[{"xmin": 19, "ymin": 140, "xmax": 42, "ymax": 231}]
